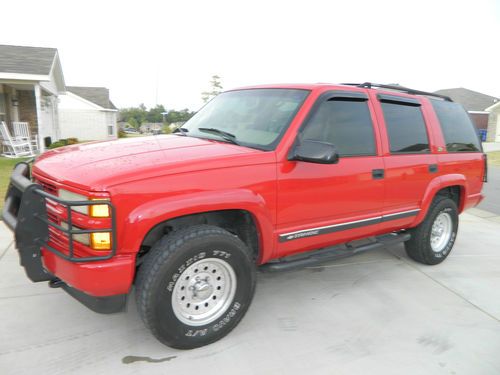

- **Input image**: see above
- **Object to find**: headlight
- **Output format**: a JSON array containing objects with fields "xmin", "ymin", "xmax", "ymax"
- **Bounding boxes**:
[
  {"xmin": 58, "ymin": 189, "xmax": 87, "ymax": 215},
  {"xmin": 61, "ymin": 222, "xmax": 90, "ymax": 246},
  {"xmin": 59, "ymin": 189, "xmax": 110, "ymax": 218}
]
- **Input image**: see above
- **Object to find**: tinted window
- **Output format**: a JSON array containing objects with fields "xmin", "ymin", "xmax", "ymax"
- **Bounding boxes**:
[
  {"xmin": 431, "ymin": 100, "xmax": 481, "ymax": 152},
  {"xmin": 301, "ymin": 98, "xmax": 376, "ymax": 156},
  {"xmin": 381, "ymin": 101, "xmax": 429, "ymax": 153}
]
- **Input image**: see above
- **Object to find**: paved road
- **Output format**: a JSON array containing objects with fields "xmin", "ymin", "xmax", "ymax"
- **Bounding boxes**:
[
  {"xmin": 1, "ymin": 213, "xmax": 500, "ymax": 375},
  {"xmin": 478, "ymin": 165, "xmax": 500, "ymax": 215}
]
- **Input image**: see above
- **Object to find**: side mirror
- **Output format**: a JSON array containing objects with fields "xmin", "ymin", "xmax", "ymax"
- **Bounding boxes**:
[{"xmin": 289, "ymin": 140, "xmax": 339, "ymax": 164}]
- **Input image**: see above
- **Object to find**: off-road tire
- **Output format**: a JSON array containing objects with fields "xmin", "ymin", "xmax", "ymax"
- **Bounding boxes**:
[
  {"xmin": 405, "ymin": 197, "xmax": 459, "ymax": 265},
  {"xmin": 135, "ymin": 225, "xmax": 256, "ymax": 349}
]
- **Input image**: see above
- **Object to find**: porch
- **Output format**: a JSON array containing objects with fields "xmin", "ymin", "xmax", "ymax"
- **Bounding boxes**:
[{"xmin": 0, "ymin": 82, "xmax": 60, "ymax": 155}]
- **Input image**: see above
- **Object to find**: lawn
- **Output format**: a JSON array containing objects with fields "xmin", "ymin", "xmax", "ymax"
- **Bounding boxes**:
[
  {"xmin": 487, "ymin": 151, "xmax": 500, "ymax": 166},
  {"xmin": 0, "ymin": 157, "xmax": 28, "ymax": 212}
]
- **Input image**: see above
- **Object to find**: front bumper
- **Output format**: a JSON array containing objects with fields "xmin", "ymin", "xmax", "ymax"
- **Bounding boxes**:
[{"xmin": 2, "ymin": 161, "xmax": 128, "ymax": 313}]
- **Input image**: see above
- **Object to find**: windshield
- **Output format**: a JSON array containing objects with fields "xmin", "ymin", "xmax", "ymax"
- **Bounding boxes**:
[{"xmin": 182, "ymin": 88, "xmax": 309, "ymax": 150}]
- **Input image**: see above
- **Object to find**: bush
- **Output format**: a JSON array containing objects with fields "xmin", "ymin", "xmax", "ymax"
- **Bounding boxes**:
[
  {"xmin": 162, "ymin": 124, "xmax": 172, "ymax": 134},
  {"xmin": 118, "ymin": 130, "xmax": 127, "ymax": 138},
  {"xmin": 48, "ymin": 138, "xmax": 79, "ymax": 149}
]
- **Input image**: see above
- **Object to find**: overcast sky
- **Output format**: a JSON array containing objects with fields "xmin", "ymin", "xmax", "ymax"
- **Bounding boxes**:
[{"xmin": 2, "ymin": 0, "xmax": 499, "ymax": 111}]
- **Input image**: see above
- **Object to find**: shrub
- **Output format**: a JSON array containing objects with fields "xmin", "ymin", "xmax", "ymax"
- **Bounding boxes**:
[{"xmin": 48, "ymin": 138, "xmax": 80, "ymax": 149}]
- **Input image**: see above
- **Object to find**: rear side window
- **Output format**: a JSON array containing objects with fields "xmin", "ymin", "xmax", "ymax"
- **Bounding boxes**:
[
  {"xmin": 301, "ymin": 98, "xmax": 376, "ymax": 156},
  {"xmin": 431, "ymin": 100, "xmax": 481, "ymax": 152},
  {"xmin": 380, "ymin": 99, "xmax": 430, "ymax": 153}
]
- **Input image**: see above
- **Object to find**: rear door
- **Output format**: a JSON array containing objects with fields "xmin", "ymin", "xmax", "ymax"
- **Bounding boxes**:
[{"xmin": 371, "ymin": 93, "xmax": 438, "ymax": 230}]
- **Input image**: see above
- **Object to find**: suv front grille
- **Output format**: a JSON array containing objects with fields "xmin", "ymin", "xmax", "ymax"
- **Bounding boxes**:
[{"xmin": 37, "ymin": 179, "xmax": 58, "ymax": 196}]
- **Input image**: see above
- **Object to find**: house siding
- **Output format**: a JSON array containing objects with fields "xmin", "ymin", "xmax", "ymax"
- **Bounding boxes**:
[
  {"xmin": 59, "ymin": 109, "xmax": 112, "ymax": 140},
  {"xmin": 58, "ymin": 92, "xmax": 117, "ymax": 141},
  {"xmin": 486, "ymin": 107, "xmax": 500, "ymax": 142}
]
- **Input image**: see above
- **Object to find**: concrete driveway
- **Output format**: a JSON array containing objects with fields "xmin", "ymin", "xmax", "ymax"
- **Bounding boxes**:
[
  {"xmin": 1, "ymin": 212, "xmax": 500, "ymax": 375},
  {"xmin": 478, "ymin": 165, "xmax": 500, "ymax": 215}
]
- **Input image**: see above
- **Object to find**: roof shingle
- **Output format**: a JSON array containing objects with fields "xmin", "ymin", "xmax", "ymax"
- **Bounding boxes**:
[
  {"xmin": 0, "ymin": 44, "xmax": 57, "ymax": 75},
  {"xmin": 433, "ymin": 88, "xmax": 499, "ymax": 112},
  {"xmin": 67, "ymin": 86, "xmax": 116, "ymax": 110}
]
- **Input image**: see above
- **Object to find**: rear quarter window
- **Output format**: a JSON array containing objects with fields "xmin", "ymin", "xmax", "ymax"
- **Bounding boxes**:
[{"xmin": 431, "ymin": 100, "xmax": 482, "ymax": 152}]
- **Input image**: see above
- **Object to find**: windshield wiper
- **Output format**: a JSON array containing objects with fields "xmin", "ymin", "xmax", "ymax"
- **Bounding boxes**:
[
  {"xmin": 198, "ymin": 128, "xmax": 239, "ymax": 145},
  {"xmin": 172, "ymin": 124, "xmax": 188, "ymax": 136}
]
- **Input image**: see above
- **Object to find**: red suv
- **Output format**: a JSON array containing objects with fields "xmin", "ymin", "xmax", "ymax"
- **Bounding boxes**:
[{"xmin": 4, "ymin": 83, "xmax": 486, "ymax": 349}]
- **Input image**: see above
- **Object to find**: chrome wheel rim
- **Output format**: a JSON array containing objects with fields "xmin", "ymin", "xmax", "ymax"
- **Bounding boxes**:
[
  {"xmin": 171, "ymin": 258, "xmax": 237, "ymax": 326},
  {"xmin": 430, "ymin": 212, "xmax": 452, "ymax": 252}
]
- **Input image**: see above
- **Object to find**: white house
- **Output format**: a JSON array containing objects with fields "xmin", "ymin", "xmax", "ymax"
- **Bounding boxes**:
[
  {"xmin": 59, "ymin": 86, "xmax": 118, "ymax": 141},
  {"xmin": 486, "ymin": 100, "xmax": 500, "ymax": 143}
]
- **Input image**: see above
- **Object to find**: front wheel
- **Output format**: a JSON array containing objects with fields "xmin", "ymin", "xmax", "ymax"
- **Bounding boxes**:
[
  {"xmin": 135, "ymin": 225, "xmax": 256, "ymax": 349},
  {"xmin": 405, "ymin": 197, "xmax": 459, "ymax": 265}
]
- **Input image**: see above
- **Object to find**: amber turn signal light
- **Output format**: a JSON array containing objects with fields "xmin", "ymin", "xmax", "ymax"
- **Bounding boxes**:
[{"xmin": 90, "ymin": 232, "xmax": 111, "ymax": 250}]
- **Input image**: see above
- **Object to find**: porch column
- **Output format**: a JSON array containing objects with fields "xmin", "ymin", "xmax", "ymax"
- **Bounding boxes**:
[{"xmin": 34, "ymin": 84, "xmax": 45, "ymax": 153}]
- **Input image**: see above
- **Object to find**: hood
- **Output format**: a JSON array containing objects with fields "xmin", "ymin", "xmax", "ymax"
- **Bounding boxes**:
[{"xmin": 33, "ymin": 135, "xmax": 269, "ymax": 191}]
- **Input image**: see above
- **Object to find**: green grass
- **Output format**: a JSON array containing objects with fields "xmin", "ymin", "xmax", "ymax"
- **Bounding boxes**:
[
  {"xmin": 0, "ymin": 157, "xmax": 28, "ymax": 213},
  {"xmin": 123, "ymin": 133, "xmax": 147, "ymax": 138},
  {"xmin": 488, "ymin": 151, "xmax": 500, "ymax": 166}
]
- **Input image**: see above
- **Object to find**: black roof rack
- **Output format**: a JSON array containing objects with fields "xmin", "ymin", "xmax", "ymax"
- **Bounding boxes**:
[{"xmin": 340, "ymin": 82, "xmax": 452, "ymax": 102}]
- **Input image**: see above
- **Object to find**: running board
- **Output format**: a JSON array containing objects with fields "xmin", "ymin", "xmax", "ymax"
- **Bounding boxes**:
[{"xmin": 260, "ymin": 232, "xmax": 411, "ymax": 272}]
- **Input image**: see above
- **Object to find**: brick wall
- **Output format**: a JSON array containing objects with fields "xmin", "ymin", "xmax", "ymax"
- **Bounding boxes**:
[
  {"xmin": 17, "ymin": 90, "xmax": 38, "ymax": 135},
  {"xmin": 469, "ymin": 113, "xmax": 489, "ymax": 130}
]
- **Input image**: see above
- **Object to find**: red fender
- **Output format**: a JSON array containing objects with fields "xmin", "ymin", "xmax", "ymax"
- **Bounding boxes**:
[
  {"xmin": 121, "ymin": 189, "xmax": 275, "ymax": 264},
  {"xmin": 412, "ymin": 174, "xmax": 467, "ymax": 227}
]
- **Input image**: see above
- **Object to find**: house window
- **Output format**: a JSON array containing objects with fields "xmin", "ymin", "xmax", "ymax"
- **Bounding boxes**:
[{"xmin": 106, "ymin": 112, "xmax": 115, "ymax": 136}]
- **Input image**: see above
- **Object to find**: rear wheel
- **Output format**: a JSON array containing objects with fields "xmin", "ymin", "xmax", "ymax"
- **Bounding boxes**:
[
  {"xmin": 405, "ymin": 197, "xmax": 459, "ymax": 265},
  {"xmin": 135, "ymin": 225, "xmax": 256, "ymax": 349}
]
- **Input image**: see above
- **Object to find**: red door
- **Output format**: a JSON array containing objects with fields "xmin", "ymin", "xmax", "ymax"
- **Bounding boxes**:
[
  {"xmin": 276, "ymin": 90, "xmax": 385, "ymax": 256},
  {"xmin": 369, "ymin": 92, "xmax": 438, "ymax": 232}
]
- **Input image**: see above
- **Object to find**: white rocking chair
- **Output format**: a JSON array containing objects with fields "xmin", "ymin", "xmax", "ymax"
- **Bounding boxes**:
[
  {"xmin": 12, "ymin": 121, "xmax": 38, "ymax": 152},
  {"xmin": 0, "ymin": 121, "xmax": 35, "ymax": 158}
]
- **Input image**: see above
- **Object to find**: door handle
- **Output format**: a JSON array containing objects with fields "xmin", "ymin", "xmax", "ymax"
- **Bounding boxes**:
[
  {"xmin": 429, "ymin": 164, "xmax": 438, "ymax": 173},
  {"xmin": 372, "ymin": 169, "xmax": 385, "ymax": 179}
]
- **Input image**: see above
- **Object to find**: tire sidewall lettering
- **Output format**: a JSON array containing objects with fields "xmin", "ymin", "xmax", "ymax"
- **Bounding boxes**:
[
  {"xmin": 160, "ymin": 242, "xmax": 252, "ymax": 342},
  {"xmin": 430, "ymin": 206, "xmax": 457, "ymax": 259}
]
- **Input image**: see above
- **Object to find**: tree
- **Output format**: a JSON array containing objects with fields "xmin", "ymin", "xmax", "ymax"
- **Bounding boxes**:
[
  {"xmin": 119, "ymin": 105, "xmax": 147, "ymax": 128},
  {"xmin": 127, "ymin": 117, "xmax": 138, "ymax": 129},
  {"xmin": 201, "ymin": 75, "xmax": 223, "ymax": 103},
  {"xmin": 146, "ymin": 104, "xmax": 167, "ymax": 123},
  {"xmin": 164, "ymin": 108, "xmax": 196, "ymax": 124}
]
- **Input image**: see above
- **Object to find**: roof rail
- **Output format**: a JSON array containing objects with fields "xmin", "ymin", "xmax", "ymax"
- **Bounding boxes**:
[{"xmin": 340, "ymin": 82, "xmax": 452, "ymax": 102}]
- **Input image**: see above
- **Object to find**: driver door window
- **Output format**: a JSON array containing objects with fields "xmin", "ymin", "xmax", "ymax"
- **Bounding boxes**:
[{"xmin": 301, "ymin": 98, "xmax": 376, "ymax": 156}]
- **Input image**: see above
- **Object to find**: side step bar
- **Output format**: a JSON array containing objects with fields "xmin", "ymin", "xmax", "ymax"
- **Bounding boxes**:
[{"xmin": 260, "ymin": 232, "xmax": 411, "ymax": 272}]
